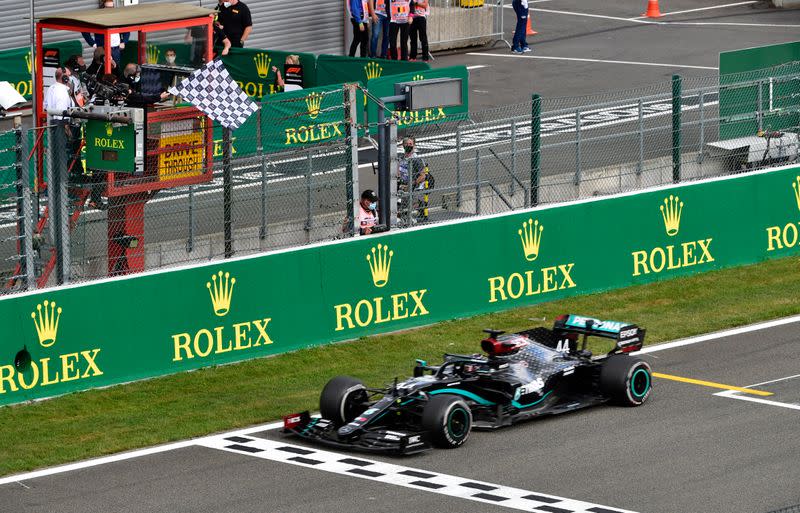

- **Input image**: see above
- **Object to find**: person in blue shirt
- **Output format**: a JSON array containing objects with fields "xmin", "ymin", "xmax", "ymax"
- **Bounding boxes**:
[
  {"xmin": 348, "ymin": 0, "xmax": 370, "ymax": 57},
  {"xmin": 82, "ymin": 1, "xmax": 130, "ymax": 65}
]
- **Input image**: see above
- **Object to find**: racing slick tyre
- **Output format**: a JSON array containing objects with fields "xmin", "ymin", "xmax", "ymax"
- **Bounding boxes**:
[
  {"xmin": 422, "ymin": 395, "xmax": 473, "ymax": 449},
  {"xmin": 600, "ymin": 355, "xmax": 652, "ymax": 406},
  {"xmin": 320, "ymin": 376, "xmax": 369, "ymax": 427}
]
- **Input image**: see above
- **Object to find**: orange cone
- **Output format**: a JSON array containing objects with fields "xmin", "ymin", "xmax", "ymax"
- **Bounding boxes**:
[
  {"xmin": 642, "ymin": 0, "xmax": 661, "ymax": 17},
  {"xmin": 526, "ymin": 16, "xmax": 537, "ymax": 36}
]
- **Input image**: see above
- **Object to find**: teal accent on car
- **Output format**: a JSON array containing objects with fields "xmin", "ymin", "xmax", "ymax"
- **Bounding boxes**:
[
  {"xmin": 511, "ymin": 390, "xmax": 553, "ymax": 409},
  {"xmin": 631, "ymin": 368, "xmax": 651, "ymax": 398},
  {"xmin": 428, "ymin": 388, "xmax": 496, "ymax": 406}
]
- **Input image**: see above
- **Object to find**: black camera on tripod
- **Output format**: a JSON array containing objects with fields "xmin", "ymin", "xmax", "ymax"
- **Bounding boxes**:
[{"xmin": 79, "ymin": 71, "xmax": 130, "ymax": 105}]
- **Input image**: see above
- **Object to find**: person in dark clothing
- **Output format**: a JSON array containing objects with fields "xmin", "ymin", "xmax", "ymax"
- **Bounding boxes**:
[
  {"xmin": 217, "ymin": 0, "xmax": 253, "ymax": 48},
  {"xmin": 121, "ymin": 64, "xmax": 169, "ymax": 107},
  {"xmin": 85, "ymin": 46, "xmax": 120, "ymax": 79},
  {"xmin": 409, "ymin": 0, "xmax": 430, "ymax": 61},
  {"xmin": 348, "ymin": 0, "xmax": 369, "ymax": 57},
  {"xmin": 388, "ymin": 0, "xmax": 410, "ymax": 60}
]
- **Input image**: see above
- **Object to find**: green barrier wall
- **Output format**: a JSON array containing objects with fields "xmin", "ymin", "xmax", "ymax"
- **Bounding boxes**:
[
  {"xmin": 315, "ymin": 55, "xmax": 429, "ymax": 87},
  {"xmin": 260, "ymin": 84, "xmax": 364, "ymax": 153},
  {"xmin": 221, "ymin": 47, "xmax": 318, "ymax": 99},
  {"xmin": 366, "ymin": 65, "xmax": 470, "ymax": 134},
  {"xmin": 719, "ymin": 42, "xmax": 800, "ymax": 140},
  {"xmin": 6, "ymin": 157, "xmax": 799, "ymax": 406},
  {"xmin": 0, "ymin": 40, "xmax": 84, "ymax": 100}
]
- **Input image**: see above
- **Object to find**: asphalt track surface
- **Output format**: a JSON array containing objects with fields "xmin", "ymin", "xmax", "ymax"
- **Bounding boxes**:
[{"xmin": 3, "ymin": 318, "xmax": 800, "ymax": 513}]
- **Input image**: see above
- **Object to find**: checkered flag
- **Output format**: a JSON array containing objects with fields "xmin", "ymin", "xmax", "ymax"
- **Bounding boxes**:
[{"xmin": 169, "ymin": 59, "xmax": 258, "ymax": 130}]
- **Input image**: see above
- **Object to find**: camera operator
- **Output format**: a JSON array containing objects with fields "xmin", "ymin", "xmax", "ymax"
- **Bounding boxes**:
[{"xmin": 121, "ymin": 63, "xmax": 169, "ymax": 107}]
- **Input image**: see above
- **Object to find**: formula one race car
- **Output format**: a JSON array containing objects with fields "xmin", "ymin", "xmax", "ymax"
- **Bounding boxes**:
[{"xmin": 283, "ymin": 314, "xmax": 652, "ymax": 454}]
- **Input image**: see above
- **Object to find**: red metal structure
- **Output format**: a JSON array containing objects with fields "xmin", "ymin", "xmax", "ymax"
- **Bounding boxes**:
[{"xmin": 34, "ymin": 3, "xmax": 215, "ymax": 278}]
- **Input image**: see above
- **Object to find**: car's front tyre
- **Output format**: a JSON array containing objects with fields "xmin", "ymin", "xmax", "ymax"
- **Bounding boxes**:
[
  {"xmin": 600, "ymin": 355, "xmax": 652, "ymax": 406},
  {"xmin": 320, "ymin": 376, "xmax": 369, "ymax": 426},
  {"xmin": 422, "ymin": 395, "xmax": 473, "ymax": 448}
]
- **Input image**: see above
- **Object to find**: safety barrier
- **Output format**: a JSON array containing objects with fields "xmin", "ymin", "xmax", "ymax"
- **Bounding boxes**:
[
  {"xmin": 426, "ymin": 0, "xmax": 508, "ymax": 51},
  {"xmin": 2, "ymin": 162, "xmax": 800, "ymax": 406}
]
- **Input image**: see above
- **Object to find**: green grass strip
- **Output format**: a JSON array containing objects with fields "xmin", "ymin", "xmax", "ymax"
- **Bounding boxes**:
[{"xmin": 2, "ymin": 255, "xmax": 800, "ymax": 476}]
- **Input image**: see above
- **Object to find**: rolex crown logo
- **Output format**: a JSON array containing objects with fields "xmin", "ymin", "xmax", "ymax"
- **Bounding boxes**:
[
  {"xmin": 364, "ymin": 62, "xmax": 383, "ymax": 81},
  {"xmin": 306, "ymin": 92, "xmax": 322, "ymax": 120},
  {"xmin": 254, "ymin": 53, "xmax": 272, "ymax": 79},
  {"xmin": 207, "ymin": 271, "xmax": 236, "ymax": 316},
  {"xmin": 412, "ymin": 74, "xmax": 425, "ymax": 81},
  {"xmin": 367, "ymin": 243, "xmax": 393, "ymax": 288},
  {"xmin": 105, "ymin": 122, "xmax": 114, "ymax": 137},
  {"xmin": 792, "ymin": 176, "xmax": 800, "ymax": 212},
  {"xmin": 25, "ymin": 52, "xmax": 31, "ymax": 73},
  {"xmin": 518, "ymin": 218, "xmax": 543, "ymax": 262},
  {"xmin": 660, "ymin": 194, "xmax": 684, "ymax": 236},
  {"xmin": 146, "ymin": 44, "xmax": 160, "ymax": 64},
  {"xmin": 31, "ymin": 300, "xmax": 62, "ymax": 348}
]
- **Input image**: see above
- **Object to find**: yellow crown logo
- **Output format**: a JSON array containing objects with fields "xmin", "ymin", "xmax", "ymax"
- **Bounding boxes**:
[
  {"xmin": 25, "ymin": 52, "xmax": 31, "ymax": 73},
  {"xmin": 306, "ymin": 92, "xmax": 322, "ymax": 120},
  {"xmin": 412, "ymin": 74, "xmax": 425, "ymax": 81},
  {"xmin": 518, "ymin": 218, "xmax": 543, "ymax": 262},
  {"xmin": 105, "ymin": 122, "xmax": 114, "ymax": 137},
  {"xmin": 31, "ymin": 300, "xmax": 62, "ymax": 348},
  {"xmin": 365, "ymin": 62, "xmax": 383, "ymax": 81},
  {"xmin": 660, "ymin": 195, "xmax": 684, "ymax": 236},
  {"xmin": 366, "ymin": 244, "xmax": 393, "ymax": 288},
  {"xmin": 146, "ymin": 44, "xmax": 160, "ymax": 64},
  {"xmin": 254, "ymin": 53, "xmax": 272, "ymax": 79},
  {"xmin": 792, "ymin": 176, "xmax": 800, "ymax": 212},
  {"xmin": 206, "ymin": 271, "xmax": 236, "ymax": 316}
]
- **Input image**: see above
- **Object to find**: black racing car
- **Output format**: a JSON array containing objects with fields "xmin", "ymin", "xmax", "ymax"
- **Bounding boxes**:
[{"xmin": 283, "ymin": 314, "xmax": 652, "ymax": 454}]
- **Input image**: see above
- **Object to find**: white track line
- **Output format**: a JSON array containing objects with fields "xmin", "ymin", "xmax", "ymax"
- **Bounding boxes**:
[
  {"xmin": 0, "ymin": 421, "xmax": 283, "ymax": 486},
  {"xmin": 714, "ymin": 389, "xmax": 800, "ymax": 411},
  {"xmin": 532, "ymin": 7, "xmax": 800, "ymax": 28},
  {"xmin": 199, "ymin": 435, "xmax": 638, "ymax": 513},
  {"xmin": 466, "ymin": 52, "xmax": 718, "ymax": 70},
  {"xmin": 637, "ymin": 314, "xmax": 800, "ymax": 355},
  {"xmin": 466, "ymin": 65, "xmax": 487, "ymax": 70},
  {"xmin": 630, "ymin": 1, "xmax": 759, "ymax": 19}
]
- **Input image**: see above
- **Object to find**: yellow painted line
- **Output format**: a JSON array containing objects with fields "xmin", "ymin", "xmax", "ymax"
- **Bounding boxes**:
[{"xmin": 652, "ymin": 372, "xmax": 773, "ymax": 396}]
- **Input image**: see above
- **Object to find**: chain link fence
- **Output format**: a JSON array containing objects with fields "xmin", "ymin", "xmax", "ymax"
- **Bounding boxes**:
[{"xmin": 2, "ymin": 62, "xmax": 800, "ymax": 295}]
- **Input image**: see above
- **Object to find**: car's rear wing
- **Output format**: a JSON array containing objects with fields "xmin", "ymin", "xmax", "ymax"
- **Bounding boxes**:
[{"xmin": 553, "ymin": 314, "xmax": 645, "ymax": 354}]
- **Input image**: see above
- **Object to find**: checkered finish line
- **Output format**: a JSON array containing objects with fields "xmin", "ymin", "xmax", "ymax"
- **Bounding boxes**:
[
  {"xmin": 169, "ymin": 59, "xmax": 258, "ymax": 130},
  {"xmin": 198, "ymin": 435, "xmax": 637, "ymax": 513}
]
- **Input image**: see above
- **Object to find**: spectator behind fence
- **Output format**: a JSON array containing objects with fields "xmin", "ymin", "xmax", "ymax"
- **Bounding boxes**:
[
  {"xmin": 185, "ymin": 2, "xmax": 232, "ymax": 66},
  {"xmin": 272, "ymin": 55, "xmax": 304, "ymax": 92},
  {"xmin": 388, "ymin": 0, "xmax": 411, "ymax": 61},
  {"xmin": 217, "ymin": 0, "xmax": 253, "ymax": 49},
  {"xmin": 346, "ymin": 189, "xmax": 379, "ymax": 235},
  {"xmin": 82, "ymin": 0, "xmax": 130, "ymax": 66},
  {"xmin": 370, "ymin": 0, "xmax": 390, "ymax": 58},
  {"xmin": 349, "ymin": 0, "xmax": 370, "ymax": 57},
  {"xmin": 409, "ymin": 0, "xmax": 430, "ymax": 62},
  {"xmin": 86, "ymin": 46, "xmax": 118, "ymax": 79},
  {"xmin": 511, "ymin": 0, "xmax": 531, "ymax": 54}
]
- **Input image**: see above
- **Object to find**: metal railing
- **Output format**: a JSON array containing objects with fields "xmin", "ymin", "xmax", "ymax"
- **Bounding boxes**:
[
  {"xmin": 2, "ymin": 63, "xmax": 800, "ymax": 295},
  {"xmin": 427, "ymin": 0, "xmax": 509, "ymax": 52}
]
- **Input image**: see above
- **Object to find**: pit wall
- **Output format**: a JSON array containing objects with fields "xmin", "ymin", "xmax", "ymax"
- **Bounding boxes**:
[{"xmin": 3, "ymin": 163, "xmax": 800, "ymax": 406}]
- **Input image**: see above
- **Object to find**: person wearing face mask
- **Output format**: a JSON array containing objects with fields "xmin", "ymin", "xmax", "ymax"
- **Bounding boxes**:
[
  {"xmin": 122, "ymin": 64, "xmax": 169, "ymax": 107},
  {"xmin": 356, "ymin": 189, "xmax": 379, "ymax": 235},
  {"xmin": 164, "ymin": 48, "xmax": 178, "ymax": 67},
  {"xmin": 397, "ymin": 135, "xmax": 433, "ymax": 223},
  {"xmin": 82, "ymin": 0, "xmax": 131, "ymax": 66},
  {"xmin": 217, "ymin": 0, "xmax": 253, "ymax": 49}
]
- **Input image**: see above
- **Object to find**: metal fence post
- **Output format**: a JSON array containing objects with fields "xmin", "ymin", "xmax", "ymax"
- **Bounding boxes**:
[
  {"xmin": 510, "ymin": 119, "xmax": 517, "ymax": 198},
  {"xmin": 475, "ymin": 149, "xmax": 481, "ymax": 216},
  {"xmin": 257, "ymin": 108, "xmax": 268, "ymax": 241},
  {"xmin": 456, "ymin": 124, "xmax": 462, "ymax": 207},
  {"xmin": 187, "ymin": 185, "xmax": 194, "ymax": 253},
  {"xmin": 15, "ymin": 118, "xmax": 34, "ymax": 289},
  {"xmin": 637, "ymin": 98, "xmax": 644, "ymax": 175},
  {"xmin": 389, "ymin": 117, "xmax": 398, "ymax": 226},
  {"xmin": 48, "ymin": 123, "xmax": 69, "ymax": 285},
  {"xmin": 222, "ymin": 126, "xmax": 233, "ymax": 258},
  {"xmin": 574, "ymin": 109, "xmax": 582, "ymax": 186},
  {"xmin": 672, "ymin": 74, "xmax": 682, "ymax": 183},
  {"xmin": 757, "ymin": 79, "xmax": 764, "ymax": 133},
  {"xmin": 530, "ymin": 94, "xmax": 541, "ymax": 207},
  {"xmin": 697, "ymin": 89, "xmax": 705, "ymax": 164},
  {"xmin": 345, "ymin": 84, "xmax": 360, "ymax": 236},
  {"xmin": 305, "ymin": 151, "xmax": 313, "ymax": 242}
]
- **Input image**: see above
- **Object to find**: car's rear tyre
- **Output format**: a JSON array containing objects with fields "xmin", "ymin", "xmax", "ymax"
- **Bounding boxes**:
[
  {"xmin": 320, "ymin": 376, "xmax": 368, "ymax": 426},
  {"xmin": 600, "ymin": 355, "xmax": 652, "ymax": 406},
  {"xmin": 422, "ymin": 395, "xmax": 472, "ymax": 449}
]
